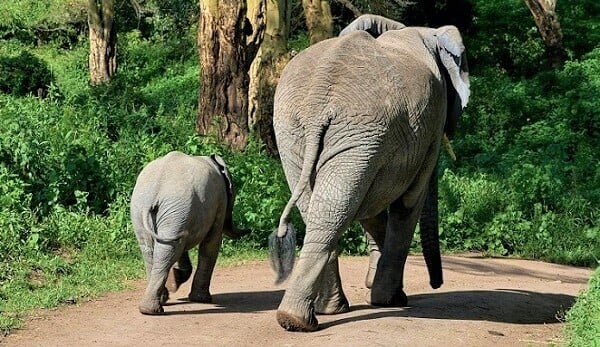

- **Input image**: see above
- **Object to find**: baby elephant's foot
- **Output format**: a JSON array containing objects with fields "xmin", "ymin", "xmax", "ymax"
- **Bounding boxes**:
[{"xmin": 188, "ymin": 290, "xmax": 212, "ymax": 303}]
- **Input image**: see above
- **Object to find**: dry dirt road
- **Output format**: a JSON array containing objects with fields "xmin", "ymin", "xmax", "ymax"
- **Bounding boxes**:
[{"xmin": 2, "ymin": 255, "xmax": 592, "ymax": 347}]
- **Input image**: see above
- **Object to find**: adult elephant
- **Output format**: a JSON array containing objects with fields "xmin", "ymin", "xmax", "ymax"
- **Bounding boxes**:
[{"xmin": 269, "ymin": 14, "xmax": 470, "ymax": 331}]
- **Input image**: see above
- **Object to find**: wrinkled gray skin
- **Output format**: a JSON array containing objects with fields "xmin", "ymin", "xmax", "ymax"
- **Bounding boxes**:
[
  {"xmin": 270, "ymin": 14, "xmax": 470, "ymax": 331},
  {"xmin": 131, "ymin": 151, "xmax": 247, "ymax": 315}
]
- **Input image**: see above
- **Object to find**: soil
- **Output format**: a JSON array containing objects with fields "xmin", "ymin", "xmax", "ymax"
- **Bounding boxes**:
[{"xmin": 2, "ymin": 254, "xmax": 592, "ymax": 347}]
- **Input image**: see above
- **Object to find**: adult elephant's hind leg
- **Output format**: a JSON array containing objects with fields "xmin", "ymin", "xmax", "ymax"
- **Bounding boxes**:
[
  {"xmin": 359, "ymin": 212, "xmax": 387, "ymax": 288},
  {"xmin": 370, "ymin": 194, "xmax": 426, "ymax": 307},
  {"xmin": 276, "ymin": 238, "xmax": 333, "ymax": 332},
  {"xmin": 314, "ymin": 249, "xmax": 349, "ymax": 315},
  {"xmin": 276, "ymin": 155, "xmax": 374, "ymax": 331}
]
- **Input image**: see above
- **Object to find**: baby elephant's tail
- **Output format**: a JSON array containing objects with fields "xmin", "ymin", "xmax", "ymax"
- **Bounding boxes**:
[{"xmin": 142, "ymin": 204, "xmax": 184, "ymax": 244}]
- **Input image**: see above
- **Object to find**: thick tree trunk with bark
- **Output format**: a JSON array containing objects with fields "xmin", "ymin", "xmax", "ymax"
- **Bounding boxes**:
[
  {"xmin": 197, "ymin": 0, "xmax": 264, "ymax": 150},
  {"xmin": 302, "ymin": 0, "xmax": 333, "ymax": 45},
  {"xmin": 524, "ymin": 0, "xmax": 567, "ymax": 67},
  {"xmin": 248, "ymin": 0, "xmax": 291, "ymax": 156},
  {"xmin": 88, "ymin": 0, "xmax": 116, "ymax": 86}
]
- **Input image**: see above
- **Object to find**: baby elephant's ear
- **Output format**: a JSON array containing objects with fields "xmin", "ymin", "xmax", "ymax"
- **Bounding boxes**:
[
  {"xmin": 210, "ymin": 154, "xmax": 233, "ymax": 193},
  {"xmin": 436, "ymin": 26, "xmax": 470, "ymax": 109},
  {"xmin": 211, "ymin": 154, "xmax": 227, "ymax": 169}
]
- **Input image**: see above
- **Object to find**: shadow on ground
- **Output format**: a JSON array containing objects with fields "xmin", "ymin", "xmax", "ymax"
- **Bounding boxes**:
[
  {"xmin": 322, "ymin": 289, "xmax": 574, "ymax": 329},
  {"xmin": 161, "ymin": 288, "xmax": 574, "ymax": 329},
  {"xmin": 161, "ymin": 290, "xmax": 285, "ymax": 315}
]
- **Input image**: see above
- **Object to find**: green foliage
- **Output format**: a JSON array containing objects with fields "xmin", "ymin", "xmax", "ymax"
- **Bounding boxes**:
[
  {"xmin": 467, "ymin": 0, "xmax": 544, "ymax": 75},
  {"xmin": 565, "ymin": 267, "xmax": 600, "ymax": 346},
  {"xmin": 440, "ymin": 48, "xmax": 600, "ymax": 266},
  {"xmin": 558, "ymin": 1, "xmax": 600, "ymax": 58},
  {"xmin": 0, "ymin": 50, "xmax": 53, "ymax": 96},
  {"xmin": 0, "ymin": 0, "xmax": 86, "ymax": 46}
]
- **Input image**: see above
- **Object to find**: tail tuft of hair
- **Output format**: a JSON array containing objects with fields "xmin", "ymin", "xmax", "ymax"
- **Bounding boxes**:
[{"xmin": 268, "ymin": 223, "xmax": 296, "ymax": 284}]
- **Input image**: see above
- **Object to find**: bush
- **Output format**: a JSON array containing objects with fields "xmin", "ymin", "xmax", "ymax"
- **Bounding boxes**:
[
  {"xmin": 565, "ymin": 267, "xmax": 600, "ymax": 346},
  {"xmin": 0, "ymin": 50, "xmax": 53, "ymax": 96}
]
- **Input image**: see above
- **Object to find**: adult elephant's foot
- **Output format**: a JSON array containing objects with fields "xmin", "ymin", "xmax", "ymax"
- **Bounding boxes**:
[
  {"xmin": 314, "ymin": 293, "xmax": 349, "ymax": 315},
  {"xmin": 138, "ymin": 299, "xmax": 164, "ymax": 315},
  {"xmin": 188, "ymin": 290, "xmax": 212, "ymax": 303},
  {"xmin": 159, "ymin": 287, "xmax": 169, "ymax": 305},
  {"xmin": 276, "ymin": 296, "xmax": 318, "ymax": 332},
  {"xmin": 368, "ymin": 286, "xmax": 408, "ymax": 307},
  {"xmin": 276, "ymin": 310, "xmax": 318, "ymax": 332}
]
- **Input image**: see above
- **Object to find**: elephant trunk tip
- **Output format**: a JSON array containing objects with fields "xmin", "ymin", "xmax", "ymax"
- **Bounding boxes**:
[{"xmin": 268, "ymin": 223, "xmax": 296, "ymax": 284}]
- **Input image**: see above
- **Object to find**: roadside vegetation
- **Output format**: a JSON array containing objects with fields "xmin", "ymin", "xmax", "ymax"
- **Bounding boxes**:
[{"xmin": 0, "ymin": 0, "xmax": 598, "ymax": 342}]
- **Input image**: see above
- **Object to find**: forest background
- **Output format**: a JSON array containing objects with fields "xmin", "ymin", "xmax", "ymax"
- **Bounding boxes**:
[{"xmin": 0, "ymin": 0, "xmax": 598, "ymax": 343}]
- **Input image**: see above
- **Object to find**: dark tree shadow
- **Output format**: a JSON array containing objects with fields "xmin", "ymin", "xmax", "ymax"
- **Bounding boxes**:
[
  {"xmin": 320, "ymin": 289, "xmax": 576, "ymax": 329},
  {"xmin": 161, "ymin": 290, "xmax": 284, "ymax": 316}
]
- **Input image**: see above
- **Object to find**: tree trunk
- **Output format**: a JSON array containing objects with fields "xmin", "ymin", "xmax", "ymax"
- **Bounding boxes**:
[
  {"xmin": 88, "ymin": 0, "xmax": 116, "ymax": 86},
  {"xmin": 248, "ymin": 0, "xmax": 292, "ymax": 156},
  {"xmin": 197, "ymin": 0, "xmax": 265, "ymax": 150},
  {"xmin": 524, "ymin": 0, "xmax": 567, "ymax": 67},
  {"xmin": 302, "ymin": 0, "xmax": 333, "ymax": 45}
]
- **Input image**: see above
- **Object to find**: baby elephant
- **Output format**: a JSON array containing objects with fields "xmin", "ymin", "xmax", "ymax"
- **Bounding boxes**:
[{"xmin": 130, "ymin": 151, "xmax": 247, "ymax": 315}]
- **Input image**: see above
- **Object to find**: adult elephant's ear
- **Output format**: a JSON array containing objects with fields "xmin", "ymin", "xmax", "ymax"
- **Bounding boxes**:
[
  {"xmin": 436, "ymin": 26, "xmax": 470, "ymax": 138},
  {"xmin": 339, "ymin": 14, "xmax": 405, "ymax": 38}
]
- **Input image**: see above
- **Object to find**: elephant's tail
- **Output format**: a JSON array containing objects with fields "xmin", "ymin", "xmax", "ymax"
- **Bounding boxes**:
[
  {"xmin": 141, "ymin": 204, "xmax": 184, "ymax": 244},
  {"xmin": 268, "ymin": 224, "xmax": 296, "ymax": 284},
  {"xmin": 269, "ymin": 122, "xmax": 327, "ymax": 283}
]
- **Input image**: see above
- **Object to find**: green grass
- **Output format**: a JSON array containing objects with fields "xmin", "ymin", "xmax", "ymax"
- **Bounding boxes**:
[{"xmin": 565, "ymin": 267, "xmax": 600, "ymax": 346}]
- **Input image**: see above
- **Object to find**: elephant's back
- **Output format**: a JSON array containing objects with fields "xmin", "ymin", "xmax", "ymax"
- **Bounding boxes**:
[
  {"xmin": 131, "ymin": 152, "xmax": 218, "ymax": 209},
  {"xmin": 131, "ymin": 152, "xmax": 224, "ymax": 239},
  {"xmin": 275, "ymin": 30, "xmax": 441, "ymax": 128}
]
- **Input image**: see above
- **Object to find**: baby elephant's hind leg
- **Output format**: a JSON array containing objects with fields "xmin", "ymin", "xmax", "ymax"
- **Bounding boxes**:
[
  {"xmin": 188, "ymin": 227, "xmax": 223, "ymax": 303},
  {"xmin": 166, "ymin": 251, "xmax": 193, "ymax": 293},
  {"xmin": 139, "ymin": 242, "xmax": 179, "ymax": 315}
]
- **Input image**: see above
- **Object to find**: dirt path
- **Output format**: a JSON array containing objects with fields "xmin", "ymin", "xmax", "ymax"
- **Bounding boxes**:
[{"xmin": 2, "ymin": 255, "xmax": 592, "ymax": 346}]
